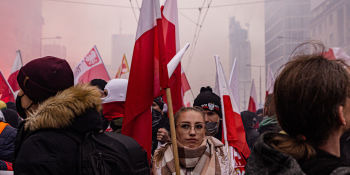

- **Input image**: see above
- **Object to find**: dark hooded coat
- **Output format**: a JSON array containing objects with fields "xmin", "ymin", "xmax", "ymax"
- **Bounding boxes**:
[{"xmin": 14, "ymin": 85, "xmax": 103, "ymax": 175}]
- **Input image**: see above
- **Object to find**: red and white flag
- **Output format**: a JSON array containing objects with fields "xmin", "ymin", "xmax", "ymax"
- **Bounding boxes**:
[
  {"xmin": 161, "ymin": 0, "xmax": 184, "ymax": 113},
  {"xmin": 266, "ymin": 65, "xmax": 275, "ymax": 97},
  {"xmin": 7, "ymin": 50, "xmax": 23, "ymax": 94},
  {"xmin": 115, "ymin": 54, "xmax": 130, "ymax": 79},
  {"xmin": 229, "ymin": 58, "xmax": 240, "ymax": 111},
  {"xmin": 324, "ymin": 47, "xmax": 350, "ymax": 64},
  {"xmin": 214, "ymin": 56, "xmax": 250, "ymax": 173},
  {"xmin": 0, "ymin": 71, "xmax": 15, "ymax": 103},
  {"xmin": 122, "ymin": 0, "xmax": 164, "ymax": 160},
  {"xmin": 73, "ymin": 46, "xmax": 110, "ymax": 84},
  {"xmin": 248, "ymin": 79, "xmax": 257, "ymax": 113},
  {"xmin": 181, "ymin": 68, "xmax": 191, "ymax": 93}
]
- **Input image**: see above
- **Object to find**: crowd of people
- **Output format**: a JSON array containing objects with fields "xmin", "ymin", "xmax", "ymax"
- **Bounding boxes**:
[{"xmin": 1, "ymin": 43, "xmax": 350, "ymax": 174}]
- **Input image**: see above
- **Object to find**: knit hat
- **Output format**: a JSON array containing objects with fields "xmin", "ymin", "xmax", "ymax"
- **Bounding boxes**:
[
  {"xmin": 1, "ymin": 108, "xmax": 20, "ymax": 128},
  {"xmin": 193, "ymin": 86, "xmax": 222, "ymax": 118},
  {"xmin": 17, "ymin": 56, "xmax": 74, "ymax": 103},
  {"xmin": 101, "ymin": 79, "xmax": 128, "ymax": 103},
  {"xmin": 0, "ymin": 100, "xmax": 6, "ymax": 110},
  {"xmin": 90, "ymin": 79, "xmax": 107, "ymax": 91},
  {"xmin": 153, "ymin": 97, "xmax": 165, "ymax": 111}
]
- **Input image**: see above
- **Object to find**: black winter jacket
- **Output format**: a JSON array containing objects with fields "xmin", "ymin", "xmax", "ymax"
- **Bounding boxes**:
[
  {"xmin": 14, "ymin": 85, "xmax": 103, "ymax": 175},
  {"xmin": 246, "ymin": 132, "xmax": 350, "ymax": 175}
]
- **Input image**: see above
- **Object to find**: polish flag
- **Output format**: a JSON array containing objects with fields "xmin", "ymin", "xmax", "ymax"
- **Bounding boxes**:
[
  {"xmin": 229, "ymin": 58, "xmax": 240, "ymax": 111},
  {"xmin": 248, "ymin": 79, "xmax": 257, "ymax": 112},
  {"xmin": 214, "ymin": 56, "xmax": 250, "ymax": 173},
  {"xmin": 266, "ymin": 65, "xmax": 275, "ymax": 97},
  {"xmin": 122, "ymin": 0, "xmax": 164, "ymax": 160},
  {"xmin": 115, "ymin": 54, "xmax": 130, "ymax": 79},
  {"xmin": 181, "ymin": 68, "xmax": 191, "ymax": 94},
  {"xmin": 73, "ymin": 46, "xmax": 110, "ymax": 84},
  {"xmin": 7, "ymin": 50, "xmax": 23, "ymax": 94},
  {"xmin": 324, "ymin": 47, "xmax": 350, "ymax": 64},
  {"xmin": 161, "ymin": 0, "xmax": 183, "ymax": 113},
  {"xmin": 0, "ymin": 71, "xmax": 15, "ymax": 103}
]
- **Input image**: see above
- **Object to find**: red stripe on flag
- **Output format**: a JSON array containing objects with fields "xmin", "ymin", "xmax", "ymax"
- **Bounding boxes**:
[
  {"xmin": 223, "ymin": 95, "xmax": 250, "ymax": 158},
  {"xmin": 248, "ymin": 96, "xmax": 256, "ymax": 113}
]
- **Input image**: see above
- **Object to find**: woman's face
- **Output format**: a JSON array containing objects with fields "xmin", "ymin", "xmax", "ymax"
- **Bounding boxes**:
[{"xmin": 176, "ymin": 110, "xmax": 206, "ymax": 148}]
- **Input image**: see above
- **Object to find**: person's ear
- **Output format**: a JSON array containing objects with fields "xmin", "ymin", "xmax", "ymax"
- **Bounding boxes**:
[{"xmin": 338, "ymin": 105, "xmax": 347, "ymax": 126}]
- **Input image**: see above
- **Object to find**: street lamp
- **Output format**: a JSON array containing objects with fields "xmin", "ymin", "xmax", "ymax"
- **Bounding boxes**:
[
  {"xmin": 246, "ymin": 64, "xmax": 264, "ymax": 107},
  {"xmin": 40, "ymin": 36, "xmax": 62, "ymax": 56}
]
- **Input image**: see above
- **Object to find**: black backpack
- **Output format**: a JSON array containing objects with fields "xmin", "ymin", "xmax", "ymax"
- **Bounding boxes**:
[{"xmin": 67, "ymin": 131, "xmax": 150, "ymax": 175}]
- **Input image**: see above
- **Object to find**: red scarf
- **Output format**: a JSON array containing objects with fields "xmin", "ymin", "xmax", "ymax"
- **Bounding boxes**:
[{"xmin": 102, "ymin": 102, "xmax": 125, "ymax": 121}]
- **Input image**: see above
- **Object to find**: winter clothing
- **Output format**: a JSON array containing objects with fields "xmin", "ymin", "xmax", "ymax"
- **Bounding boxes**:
[
  {"xmin": 193, "ymin": 87, "xmax": 222, "ymax": 118},
  {"xmin": 153, "ymin": 136, "xmax": 232, "ymax": 175},
  {"xmin": 154, "ymin": 97, "xmax": 165, "ymax": 111},
  {"xmin": 258, "ymin": 115, "xmax": 281, "ymax": 135},
  {"xmin": 241, "ymin": 111, "xmax": 259, "ymax": 149},
  {"xmin": 1, "ymin": 108, "xmax": 20, "ymax": 128},
  {"xmin": 151, "ymin": 110, "xmax": 169, "ymax": 155},
  {"xmin": 17, "ymin": 56, "xmax": 74, "ymax": 103},
  {"xmin": 6, "ymin": 102, "xmax": 16, "ymax": 112},
  {"xmin": 340, "ymin": 130, "xmax": 350, "ymax": 164},
  {"xmin": 14, "ymin": 84, "xmax": 103, "ymax": 175},
  {"xmin": 0, "ymin": 122, "xmax": 16, "ymax": 162},
  {"xmin": 0, "ymin": 101, "xmax": 6, "ymax": 110},
  {"xmin": 90, "ymin": 79, "xmax": 107, "ymax": 91},
  {"xmin": 101, "ymin": 79, "xmax": 128, "ymax": 133},
  {"xmin": 246, "ymin": 132, "xmax": 350, "ymax": 175}
]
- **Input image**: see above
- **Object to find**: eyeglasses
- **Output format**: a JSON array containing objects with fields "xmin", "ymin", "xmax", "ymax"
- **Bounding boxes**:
[{"xmin": 176, "ymin": 123, "xmax": 205, "ymax": 132}]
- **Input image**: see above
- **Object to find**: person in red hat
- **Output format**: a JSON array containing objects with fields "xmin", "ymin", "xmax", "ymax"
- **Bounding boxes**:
[{"xmin": 14, "ymin": 56, "xmax": 104, "ymax": 175}]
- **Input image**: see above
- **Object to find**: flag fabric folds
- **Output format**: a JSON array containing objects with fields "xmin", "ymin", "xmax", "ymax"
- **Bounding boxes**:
[
  {"xmin": 115, "ymin": 54, "xmax": 130, "ymax": 79},
  {"xmin": 214, "ymin": 56, "xmax": 250, "ymax": 173},
  {"xmin": 248, "ymin": 80, "xmax": 257, "ymax": 112},
  {"xmin": 161, "ymin": 0, "xmax": 183, "ymax": 113},
  {"xmin": 73, "ymin": 46, "xmax": 110, "ymax": 84},
  {"xmin": 122, "ymin": 0, "xmax": 163, "ymax": 160},
  {"xmin": 7, "ymin": 50, "xmax": 23, "ymax": 95},
  {"xmin": 229, "ymin": 58, "xmax": 240, "ymax": 111},
  {"xmin": 0, "ymin": 71, "xmax": 15, "ymax": 103}
]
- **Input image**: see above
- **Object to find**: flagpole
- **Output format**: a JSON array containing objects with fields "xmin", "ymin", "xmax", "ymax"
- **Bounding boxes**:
[
  {"xmin": 166, "ymin": 88, "xmax": 181, "ymax": 175},
  {"xmin": 0, "ymin": 71, "xmax": 15, "ymax": 99},
  {"xmin": 94, "ymin": 45, "xmax": 111, "ymax": 80},
  {"xmin": 214, "ymin": 56, "xmax": 233, "ymax": 167}
]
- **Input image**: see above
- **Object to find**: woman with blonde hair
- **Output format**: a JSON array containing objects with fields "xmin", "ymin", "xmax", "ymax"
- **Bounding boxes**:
[{"xmin": 152, "ymin": 107, "xmax": 232, "ymax": 174}]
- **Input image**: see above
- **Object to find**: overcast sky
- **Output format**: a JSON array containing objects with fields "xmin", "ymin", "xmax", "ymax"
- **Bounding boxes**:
[{"xmin": 41, "ymin": 0, "xmax": 265, "ymax": 100}]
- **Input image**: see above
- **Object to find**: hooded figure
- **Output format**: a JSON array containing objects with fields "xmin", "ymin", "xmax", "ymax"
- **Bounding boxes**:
[
  {"xmin": 101, "ymin": 79, "xmax": 128, "ymax": 133},
  {"xmin": 14, "ymin": 56, "xmax": 104, "ymax": 175}
]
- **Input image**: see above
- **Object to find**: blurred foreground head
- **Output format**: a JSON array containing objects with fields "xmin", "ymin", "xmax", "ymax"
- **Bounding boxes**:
[{"xmin": 274, "ymin": 41, "xmax": 350, "ymax": 148}]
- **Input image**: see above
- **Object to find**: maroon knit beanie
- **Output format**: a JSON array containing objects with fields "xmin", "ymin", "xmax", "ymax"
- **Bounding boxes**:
[{"xmin": 17, "ymin": 56, "xmax": 74, "ymax": 103}]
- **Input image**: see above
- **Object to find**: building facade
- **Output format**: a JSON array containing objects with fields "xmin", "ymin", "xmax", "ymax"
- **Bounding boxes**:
[
  {"xmin": 265, "ymin": 0, "xmax": 311, "ymax": 75},
  {"xmin": 229, "ymin": 17, "xmax": 251, "ymax": 110},
  {"xmin": 311, "ymin": 0, "xmax": 350, "ymax": 54}
]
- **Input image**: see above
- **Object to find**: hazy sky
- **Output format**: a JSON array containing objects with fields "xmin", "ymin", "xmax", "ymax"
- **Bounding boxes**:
[{"xmin": 41, "ymin": 0, "xmax": 265, "ymax": 101}]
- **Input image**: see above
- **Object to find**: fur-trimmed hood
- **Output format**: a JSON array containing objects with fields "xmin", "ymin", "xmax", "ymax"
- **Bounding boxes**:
[{"xmin": 24, "ymin": 84, "xmax": 102, "ymax": 132}]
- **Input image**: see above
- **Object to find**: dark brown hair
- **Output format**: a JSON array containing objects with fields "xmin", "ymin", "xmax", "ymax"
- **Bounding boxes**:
[{"xmin": 272, "ymin": 42, "xmax": 350, "ymax": 160}]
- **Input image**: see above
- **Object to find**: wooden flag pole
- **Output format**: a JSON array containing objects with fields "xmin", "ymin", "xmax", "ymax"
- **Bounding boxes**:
[{"xmin": 166, "ymin": 88, "xmax": 181, "ymax": 175}]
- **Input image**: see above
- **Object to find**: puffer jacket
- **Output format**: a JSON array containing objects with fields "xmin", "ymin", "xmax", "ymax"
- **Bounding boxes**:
[
  {"xmin": 0, "ymin": 122, "xmax": 16, "ymax": 162},
  {"xmin": 14, "ymin": 84, "xmax": 103, "ymax": 175}
]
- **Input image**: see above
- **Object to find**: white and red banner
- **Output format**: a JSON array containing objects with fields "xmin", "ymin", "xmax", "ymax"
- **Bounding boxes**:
[
  {"xmin": 73, "ymin": 46, "xmax": 110, "ymax": 84},
  {"xmin": 122, "ymin": 0, "xmax": 163, "ymax": 160},
  {"xmin": 161, "ymin": 0, "xmax": 184, "ymax": 113},
  {"xmin": 324, "ymin": 47, "xmax": 350, "ymax": 64},
  {"xmin": 248, "ymin": 79, "xmax": 257, "ymax": 113},
  {"xmin": 229, "ymin": 58, "xmax": 240, "ymax": 111},
  {"xmin": 7, "ymin": 50, "xmax": 23, "ymax": 95},
  {"xmin": 214, "ymin": 56, "xmax": 250, "ymax": 174},
  {"xmin": 115, "ymin": 54, "xmax": 130, "ymax": 79},
  {"xmin": 0, "ymin": 71, "xmax": 15, "ymax": 103},
  {"xmin": 266, "ymin": 65, "xmax": 275, "ymax": 97}
]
